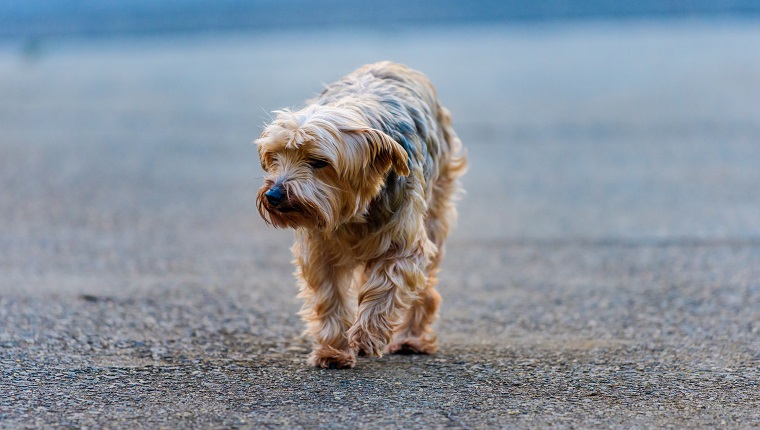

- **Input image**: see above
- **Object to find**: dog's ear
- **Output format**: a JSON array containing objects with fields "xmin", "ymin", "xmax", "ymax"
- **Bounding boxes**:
[
  {"xmin": 360, "ymin": 129, "xmax": 410, "ymax": 176},
  {"xmin": 255, "ymin": 132, "xmax": 275, "ymax": 171}
]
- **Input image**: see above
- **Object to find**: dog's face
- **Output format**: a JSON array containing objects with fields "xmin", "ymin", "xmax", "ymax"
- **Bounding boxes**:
[{"xmin": 256, "ymin": 105, "xmax": 410, "ymax": 230}]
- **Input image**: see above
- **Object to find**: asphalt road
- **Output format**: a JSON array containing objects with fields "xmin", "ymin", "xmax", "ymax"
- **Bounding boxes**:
[{"xmin": 1, "ymin": 21, "xmax": 759, "ymax": 428}]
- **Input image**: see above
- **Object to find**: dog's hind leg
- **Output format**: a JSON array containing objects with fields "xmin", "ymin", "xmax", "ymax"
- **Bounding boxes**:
[
  {"xmin": 388, "ymin": 114, "xmax": 466, "ymax": 355},
  {"xmin": 386, "ymin": 282, "xmax": 442, "ymax": 355},
  {"xmin": 348, "ymin": 242, "xmax": 431, "ymax": 357},
  {"xmin": 386, "ymin": 215, "xmax": 447, "ymax": 355}
]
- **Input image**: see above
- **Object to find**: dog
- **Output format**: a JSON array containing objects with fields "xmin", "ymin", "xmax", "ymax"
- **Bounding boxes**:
[{"xmin": 256, "ymin": 61, "xmax": 467, "ymax": 368}]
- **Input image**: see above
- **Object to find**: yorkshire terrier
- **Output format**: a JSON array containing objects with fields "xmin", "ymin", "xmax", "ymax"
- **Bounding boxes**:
[{"xmin": 256, "ymin": 61, "xmax": 467, "ymax": 368}]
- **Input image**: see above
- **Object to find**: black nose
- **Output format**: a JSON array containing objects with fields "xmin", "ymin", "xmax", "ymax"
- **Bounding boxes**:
[{"xmin": 265, "ymin": 186, "xmax": 284, "ymax": 206}]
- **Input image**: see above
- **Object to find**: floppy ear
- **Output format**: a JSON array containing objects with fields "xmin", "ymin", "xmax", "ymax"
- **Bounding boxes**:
[
  {"xmin": 255, "ymin": 132, "xmax": 274, "ymax": 171},
  {"xmin": 360, "ymin": 129, "xmax": 410, "ymax": 176}
]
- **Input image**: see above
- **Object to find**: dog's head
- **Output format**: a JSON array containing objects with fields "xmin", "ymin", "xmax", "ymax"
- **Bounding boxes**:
[{"xmin": 255, "ymin": 105, "xmax": 409, "ymax": 230}]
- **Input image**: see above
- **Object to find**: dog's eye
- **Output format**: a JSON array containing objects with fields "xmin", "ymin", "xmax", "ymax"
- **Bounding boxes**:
[{"xmin": 309, "ymin": 159, "xmax": 329, "ymax": 169}]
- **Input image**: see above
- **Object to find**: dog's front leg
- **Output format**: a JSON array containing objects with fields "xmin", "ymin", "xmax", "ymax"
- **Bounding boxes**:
[
  {"xmin": 294, "ymin": 242, "xmax": 356, "ymax": 369},
  {"xmin": 348, "ymin": 252, "xmax": 428, "ymax": 357}
]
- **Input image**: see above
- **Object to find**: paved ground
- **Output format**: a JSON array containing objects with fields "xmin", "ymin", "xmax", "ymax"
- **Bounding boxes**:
[{"xmin": 1, "ymin": 21, "xmax": 759, "ymax": 428}]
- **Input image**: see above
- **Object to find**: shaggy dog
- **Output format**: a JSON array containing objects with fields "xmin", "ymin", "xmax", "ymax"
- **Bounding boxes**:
[{"xmin": 256, "ymin": 61, "xmax": 466, "ymax": 368}]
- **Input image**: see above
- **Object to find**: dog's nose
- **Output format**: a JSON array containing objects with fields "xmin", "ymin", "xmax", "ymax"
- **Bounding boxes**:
[{"xmin": 265, "ymin": 186, "xmax": 285, "ymax": 206}]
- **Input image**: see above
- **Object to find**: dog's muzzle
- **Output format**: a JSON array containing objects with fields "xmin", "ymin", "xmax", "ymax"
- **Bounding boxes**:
[
  {"xmin": 265, "ymin": 186, "xmax": 284, "ymax": 206},
  {"xmin": 265, "ymin": 185, "xmax": 297, "ymax": 213}
]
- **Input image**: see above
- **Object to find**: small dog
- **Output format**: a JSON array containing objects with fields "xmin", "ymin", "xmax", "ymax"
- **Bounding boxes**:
[{"xmin": 256, "ymin": 61, "xmax": 467, "ymax": 368}]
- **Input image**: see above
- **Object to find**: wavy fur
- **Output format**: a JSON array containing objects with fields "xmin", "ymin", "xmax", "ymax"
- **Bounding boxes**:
[{"xmin": 256, "ymin": 61, "xmax": 467, "ymax": 368}]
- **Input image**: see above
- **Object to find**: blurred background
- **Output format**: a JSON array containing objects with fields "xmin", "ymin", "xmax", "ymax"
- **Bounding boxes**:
[
  {"xmin": 2, "ymin": 0, "xmax": 760, "ymax": 265},
  {"xmin": 3, "ymin": 1, "xmax": 760, "ymax": 38}
]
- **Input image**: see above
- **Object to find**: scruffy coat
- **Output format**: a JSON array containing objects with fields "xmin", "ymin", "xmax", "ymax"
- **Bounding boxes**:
[{"xmin": 256, "ymin": 61, "xmax": 466, "ymax": 368}]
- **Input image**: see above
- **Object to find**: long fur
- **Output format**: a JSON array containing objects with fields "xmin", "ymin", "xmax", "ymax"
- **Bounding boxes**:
[{"xmin": 256, "ymin": 61, "xmax": 466, "ymax": 368}]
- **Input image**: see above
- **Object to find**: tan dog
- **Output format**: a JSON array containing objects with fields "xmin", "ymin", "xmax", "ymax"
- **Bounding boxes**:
[{"xmin": 256, "ymin": 61, "xmax": 466, "ymax": 368}]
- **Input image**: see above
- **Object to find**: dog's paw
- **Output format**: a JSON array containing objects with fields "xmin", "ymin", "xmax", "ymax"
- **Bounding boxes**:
[
  {"xmin": 308, "ymin": 345, "xmax": 356, "ymax": 369},
  {"xmin": 386, "ymin": 336, "xmax": 437, "ymax": 355},
  {"xmin": 347, "ymin": 326, "xmax": 386, "ymax": 357}
]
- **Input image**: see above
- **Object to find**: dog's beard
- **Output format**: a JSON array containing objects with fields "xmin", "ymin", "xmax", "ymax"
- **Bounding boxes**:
[{"xmin": 256, "ymin": 180, "xmax": 344, "ymax": 231}]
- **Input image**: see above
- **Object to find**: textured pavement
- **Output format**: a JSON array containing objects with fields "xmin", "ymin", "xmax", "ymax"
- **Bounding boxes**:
[{"xmin": 1, "ymin": 21, "xmax": 759, "ymax": 428}]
